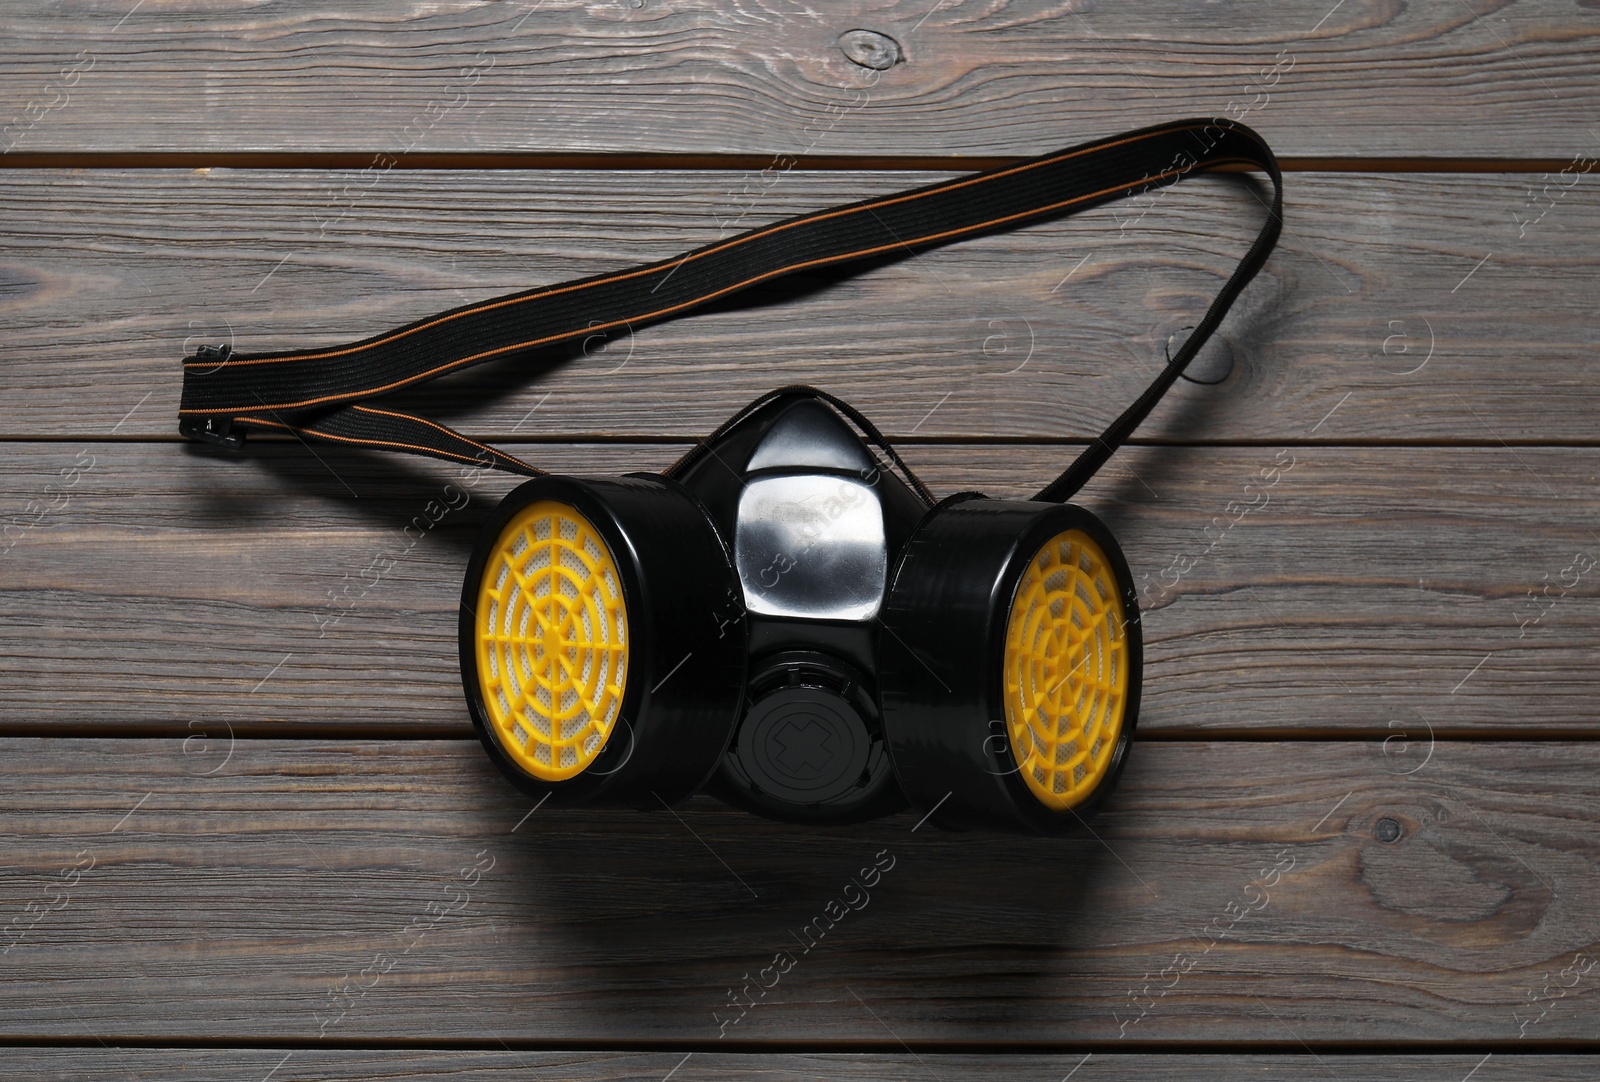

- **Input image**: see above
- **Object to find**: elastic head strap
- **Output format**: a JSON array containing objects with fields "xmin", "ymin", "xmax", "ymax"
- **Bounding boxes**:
[
  {"xmin": 1036, "ymin": 126, "xmax": 1282, "ymax": 501},
  {"xmin": 178, "ymin": 118, "xmax": 1281, "ymax": 493}
]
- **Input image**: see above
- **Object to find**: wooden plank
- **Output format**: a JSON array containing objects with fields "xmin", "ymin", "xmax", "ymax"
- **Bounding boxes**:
[
  {"xmin": 2, "ymin": 441, "xmax": 1595, "ymax": 735},
  {"xmin": 3, "ymin": 169, "xmax": 1597, "ymax": 442},
  {"xmin": 2, "ymin": 1, "xmax": 1598, "ymax": 158},
  {"xmin": 0, "ymin": 738, "xmax": 1596, "ymax": 1041},
  {"xmin": 0, "ymin": 1052, "xmax": 1596, "ymax": 1080}
]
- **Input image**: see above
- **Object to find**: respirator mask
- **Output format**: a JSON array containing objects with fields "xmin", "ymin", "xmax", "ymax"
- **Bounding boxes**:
[{"xmin": 179, "ymin": 118, "xmax": 1282, "ymax": 833}]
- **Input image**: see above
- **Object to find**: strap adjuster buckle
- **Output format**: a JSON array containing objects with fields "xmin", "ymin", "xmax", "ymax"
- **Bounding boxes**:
[
  {"xmin": 179, "ymin": 414, "xmax": 245, "ymax": 450},
  {"xmin": 180, "ymin": 344, "xmax": 246, "ymax": 449}
]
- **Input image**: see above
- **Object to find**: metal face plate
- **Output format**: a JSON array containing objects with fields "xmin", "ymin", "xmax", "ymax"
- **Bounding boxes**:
[{"xmin": 734, "ymin": 474, "xmax": 887, "ymax": 621}]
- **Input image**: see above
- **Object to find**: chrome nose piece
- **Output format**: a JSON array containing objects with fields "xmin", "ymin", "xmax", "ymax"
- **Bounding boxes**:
[{"xmin": 732, "ymin": 400, "xmax": 890, "ymax": 622}]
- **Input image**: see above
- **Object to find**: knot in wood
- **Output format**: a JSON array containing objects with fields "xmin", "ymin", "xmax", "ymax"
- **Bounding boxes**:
[
  {"xmin": 838, "ymin": 29, "xmax": 902, "ymax": 70},
  {"xmin": 1168, "ymin": 326, "xmax": 1236, "ymax": 385}
]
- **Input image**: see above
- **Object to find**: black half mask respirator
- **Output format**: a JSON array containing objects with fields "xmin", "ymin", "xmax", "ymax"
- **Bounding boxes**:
[{"xmin": 179, "ymin": 119, "xmax": 1282, "ymax": 833}]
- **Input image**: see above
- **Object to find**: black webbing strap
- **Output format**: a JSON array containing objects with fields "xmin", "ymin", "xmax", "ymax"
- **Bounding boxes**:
[{"xmin": 179, "ymin": 117, "xmax": 1281, "ymax": 500}]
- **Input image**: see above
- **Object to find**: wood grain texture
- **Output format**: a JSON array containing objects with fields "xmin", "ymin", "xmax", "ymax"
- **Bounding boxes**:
[
  {"xmin": 4, "ymin": 0, "xmax": 1596, "ymax": 1067},
  {"xmin": 2, "ymin": 442, "xmax": 1594, "ymax": 735},
  {"xmin": 3, "ymin": 0, "xmax": 1598, "ymax": 158},
  {"xmin": 0, "ymin": 738, "xmax": 1596, "ymax": 1042},
  {"xmin": 0, "ymin": 1052, "xmax": 1595, "ymax": 1079},
  {"xmin": 3, "ymin": 169, "xmax": 1597, "ymax": 441}
]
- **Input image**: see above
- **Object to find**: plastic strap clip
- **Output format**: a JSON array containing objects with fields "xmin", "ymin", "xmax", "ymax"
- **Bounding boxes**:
[{"xmin": 178, "ymin": 344, "xmax": 246, "ymax": 450}]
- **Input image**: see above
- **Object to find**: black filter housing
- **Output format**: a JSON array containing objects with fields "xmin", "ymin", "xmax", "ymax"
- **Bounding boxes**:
[
  {"xmin": 459, "ymin": 474, "xmax": 748, "ymax": 807},
  {"xmin": 878, "ymin": 496, "xmax": 1143, "ymax": 833}
]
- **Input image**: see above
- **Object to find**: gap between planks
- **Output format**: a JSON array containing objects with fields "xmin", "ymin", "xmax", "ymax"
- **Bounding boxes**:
[
  {"xmin": 11, "ymin": 435, "xmax": 1600, "ymax": 450},
  {"xmin": 3, "ymin": 726, "xmax": 1600, "ymax": 743},
  {"xmin": 0, "ymin": 153, "xmax": 1576, "ymax": 173},
  {"xmin": 0, "ymin": 1039, "xmax": 1592, "ymax": 1055}
]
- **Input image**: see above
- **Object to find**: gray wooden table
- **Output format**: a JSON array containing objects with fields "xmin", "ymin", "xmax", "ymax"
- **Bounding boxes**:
[{"xmin": 4, "ymin": 2, "xmax": 1599, "ymax": 1078}]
